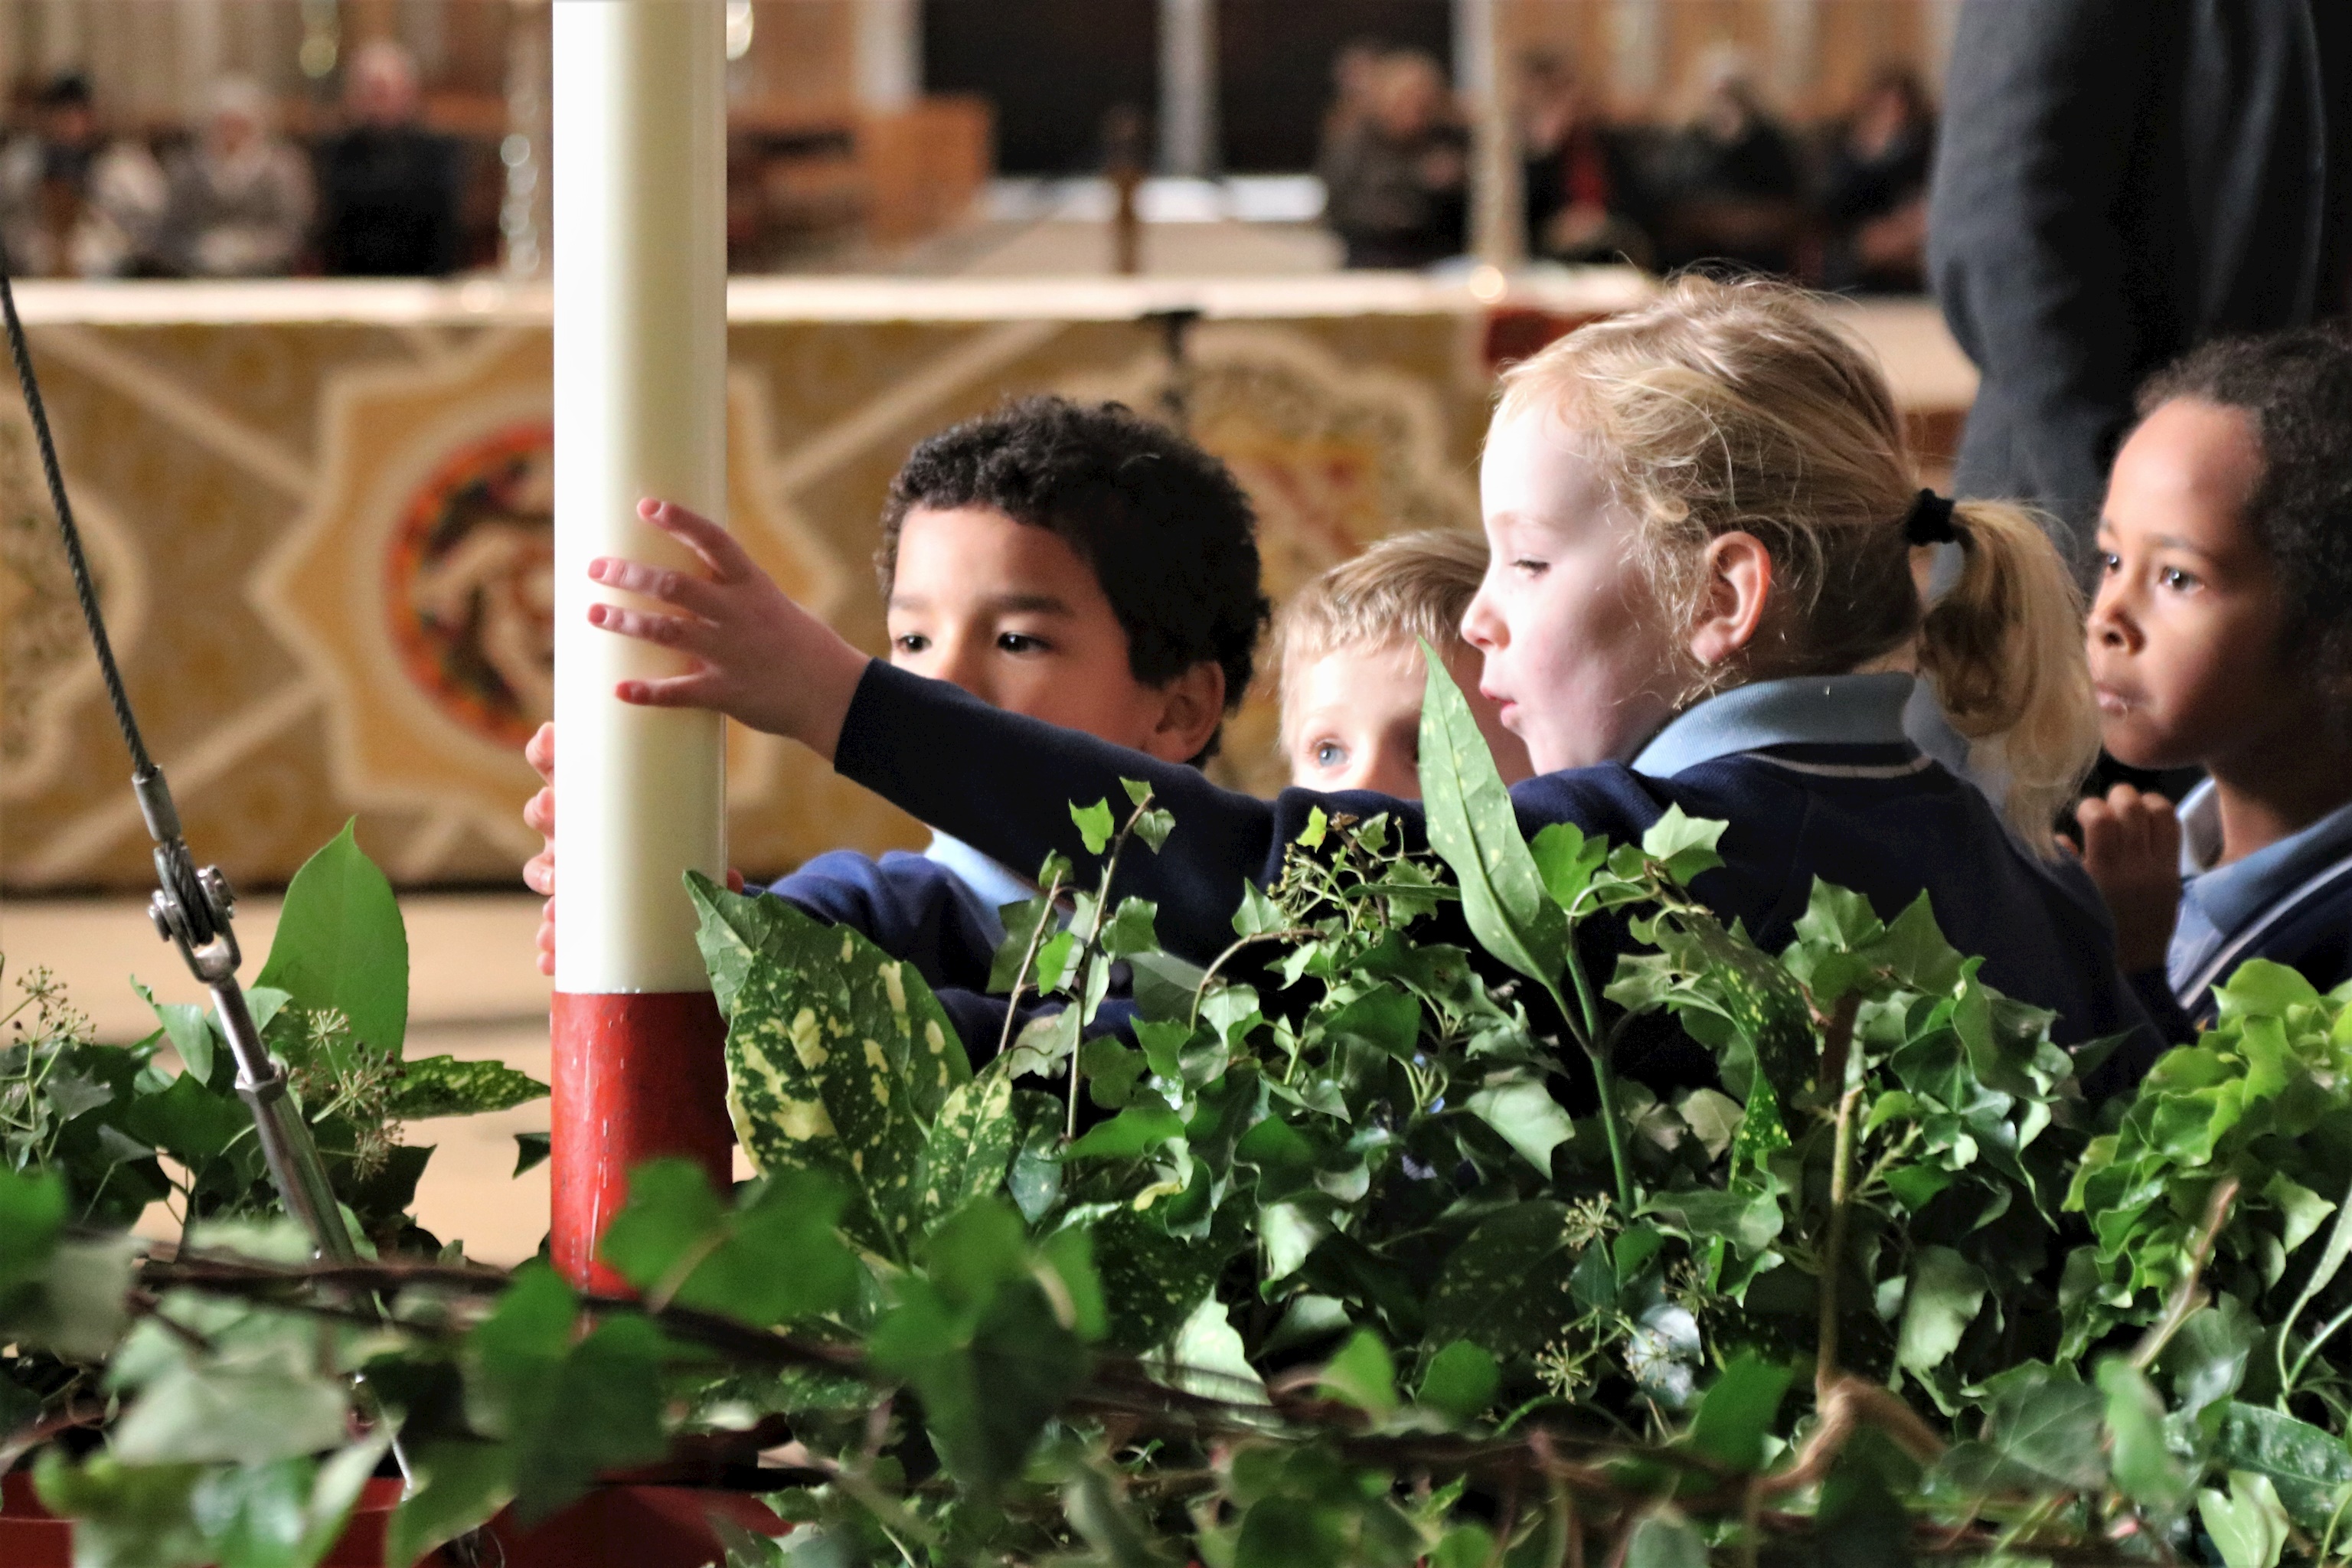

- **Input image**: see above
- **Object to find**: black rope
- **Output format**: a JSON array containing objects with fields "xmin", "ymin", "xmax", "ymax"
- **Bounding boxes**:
[{"xmin": 0, "ymin": 253, "xmax": 152, "ymax": 777}]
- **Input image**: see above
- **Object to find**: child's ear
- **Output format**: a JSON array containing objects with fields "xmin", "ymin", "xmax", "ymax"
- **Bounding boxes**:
[
  {"xmin": 1686, "ymin": 531, "xmax": 1774, "ymax": 668},
  {"xmin": 1143, "ymin": 661, "xmax": 1229, "ymax": 763}
]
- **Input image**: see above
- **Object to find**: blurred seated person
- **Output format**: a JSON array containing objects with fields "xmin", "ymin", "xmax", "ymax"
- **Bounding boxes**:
[
  {"xmin": 1654, "ymin": 47, "xmax": 1803, "ymax": 277},
  {"xmin": 1518, "ymin": 51, "xmax": 1648, "ymax": 267},
  {"xmin": 0, "ymin": 73, "xmax": 165, "ymax": 277},
  {"xmin": 1319, "ymin": 37, "xmax": 1387, "ymax": 162},
  {"xmin": 1819, "ymin": 66, "xmax": 1935, "ymax": 294},
  {"xmin": 315, "ymin": 40, "xmax": 462, "ymax": 277},
  {"xmin": 1319, "ymin": 50, "xmax": 1468, "ymax": 270},
  {"xmin": 158, "ymin": 77, "xmax": 312, "ymax": 278}
]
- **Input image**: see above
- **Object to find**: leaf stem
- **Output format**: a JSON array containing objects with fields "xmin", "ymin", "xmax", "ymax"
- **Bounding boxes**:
[
  {"xmin": 1065, "ymin": 793, "xmax": 1152, "ymax": 1141},
  {"xmin": 993, "ymin": 870, "xmax": 1068, "ymax": 1071},
  {"xmin": 2129, "ymin": 1176, "xmax": 2239, "ymax": 1372},
  {"xmin": 2287, "ymin": 1298, "xmax": 2352, "ymax": 1399},
  {"xmin": 1816, "ymin": 1083, "xmax": 1864, "ymax": 1396},
  {"xmin": 1558, "ymin": 929, "xmax": 1635, "ymax": 1215}
]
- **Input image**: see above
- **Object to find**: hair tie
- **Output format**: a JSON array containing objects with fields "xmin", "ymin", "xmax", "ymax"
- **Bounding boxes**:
[{"xmin": 1902, "ymin": 488, "xmax": 1960, "ymax": 546}]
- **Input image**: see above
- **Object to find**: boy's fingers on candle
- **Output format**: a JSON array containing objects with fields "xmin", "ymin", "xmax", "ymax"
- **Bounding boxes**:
[
  {"xmin": 612, "ymin": 670, "xmax": 726, "ymax": 707},
  {"xmin": 639, "ymin": 498, "xmax": 757, "ymax": 582},
  {"xmin": 586, "ymin": 600, "xmax": 714, "ymax": 652},
  {"xmin": 524, "ymin": 785, "xmax": 554, "ymax": 836},
  {"xmin": 609, "ymin": 560, "xmax": 728, "ymax": 618}
]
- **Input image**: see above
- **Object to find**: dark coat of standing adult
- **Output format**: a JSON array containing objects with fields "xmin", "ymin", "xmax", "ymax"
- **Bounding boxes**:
[
  {"xmin": 1929, "ymin": 0, "xmax": 2352, "ymax": 565},
  {"xmin": 314, "ymin": 126, "xmax": 462, "ymax": 277}
]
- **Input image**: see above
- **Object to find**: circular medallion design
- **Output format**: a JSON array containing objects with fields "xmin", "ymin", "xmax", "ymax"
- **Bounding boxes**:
[{"xmin": 384, "ymin": 420, "xmax": 555, "ymax": 748}]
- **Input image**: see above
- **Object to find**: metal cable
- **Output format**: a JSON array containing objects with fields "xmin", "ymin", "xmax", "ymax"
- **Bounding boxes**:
[{"xmin": 0, "ymin": 257, "xmax": 152, "ymax": 776}]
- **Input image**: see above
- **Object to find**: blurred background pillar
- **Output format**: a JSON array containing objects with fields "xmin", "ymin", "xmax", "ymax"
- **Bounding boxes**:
[
  {"xmin": 499, "ymin": 0, "xmax": 548, "ymax": 280},
  {"xmin": 858, "ymin": 0, "xmax": 920, "ymax": 113},
  {"xmin": 1158, "ymin": 0, "xmax": 1215, "ymax": 178},
  {"xmin": 1456, "ymin": 0, "xmax": 1524, "ymax": 270}
]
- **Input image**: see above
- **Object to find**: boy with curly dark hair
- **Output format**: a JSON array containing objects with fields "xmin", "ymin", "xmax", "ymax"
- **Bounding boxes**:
[
  {"xmin": 2076, "ymin": 326, "xmax": 2352, "ymax": 1028},
  {"xmin": 524, "ymin": 397, "xmax": 1270, "ymax": 1030}
]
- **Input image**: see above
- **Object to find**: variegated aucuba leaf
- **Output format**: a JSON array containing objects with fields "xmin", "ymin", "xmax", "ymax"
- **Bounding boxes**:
[
  {"xmin": 693, "ymin": 884, "xmax": 972, "ymax": 1261},
  {"xmin": 723, "ymin": 949, "xmax": 927, "ymax": 1262},
  {"xmin": 689, "ymin": 875, "xmax": 970, "ymax": 1122},
  {"xmin": 920, "ymin": 1070, "xmax": 1021, "ymax": 1229}
]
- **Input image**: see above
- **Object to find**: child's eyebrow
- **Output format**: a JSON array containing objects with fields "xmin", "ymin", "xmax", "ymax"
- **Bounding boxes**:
[{"xmin": 981, "ymin": 593, "xmax": 1075, "ymax": 616}]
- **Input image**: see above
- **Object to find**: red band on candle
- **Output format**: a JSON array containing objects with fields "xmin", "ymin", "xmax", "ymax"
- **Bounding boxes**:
[{"xmin": 550, "ymin": 990, "xmax": 731, "ymax": 1292}]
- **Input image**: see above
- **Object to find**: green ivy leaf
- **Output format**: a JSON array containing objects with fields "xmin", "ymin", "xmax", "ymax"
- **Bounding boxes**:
[
  {"xmin": 505, "ymin": 1312, "xmax": 669, "ymax": 1524},
  {"xmin": 135, "ymin": 980, "xmax": 217, "ymax": 1086},
  {"xmin": 1072, "ymin": 799, "xmax": 1116, "ymax": 856},
  {"xmin": 1530, "ymin": 822, "xmax": 1607, "ymax": 915},
  {"xmin": 2200, "ymin": 1471, "xmax": 2291, "ymax": 1568},
  {"xmin": 1982, "ymin": 1367, "xmax": 2106, "ymax": 1491},
  {"xmin": 0, "ymin": 1166, "xmax": 66, "ymax": 1304},
  {"xmin": 1318, "ymin": 1328, "xmax": 1398, "ymax": 1419},
  {"xmin": 1638, "ymin": 805, "xmax": 1726, "ymax": 886},
  {"xmin": 1416, "ymin": 1340, "xmax": 1500, "ymax": 1424},
  {"xmin": 2097, "ymin": 1358, "xmax": 2189, "ymax": 1514},
  {"xmin": 511, "ymin": 1131, "xmax": 550, "ymax": 1177},
  {"xmin": 1465, "ymin": 1076, "xmax": 1576, "ymax": 1174},
  {"xmin": 1621, "ymin": 1508, "xmax": 1708, "ymax": 1568},
  {"xmin": 1895, "ymin": 1246, "xmax": 1988, "ymax": 1374},
  {"xmin": 32, "ymin": 1452, "xmax": 208, "ymax": 1568},
  {"xmin": 1102, "ymin": 898, "xmax": 1161, "ymax": 958},
  {"xmin": 599, "ymin": 1158, "xmax": 858, "ymax": 1327},
  {"xmin": 111, "ymin": 1354, "xmax": 352, "ymax": 1468},
  {"xmin": 384, "ymin": 1440, "xmax": 513, "ymax": 1568},
  {"xmin": 255, "ymin": 819, "xmax": 407, "ymax": 1064},
  {"xmin": 1686, "ymin": 1354, "xmax": 1793, "ymax": 1473},
  {"xmin": 186, "ymin": 1432, "xmax": 390, "ymax": 1568},
  {"xmin": 1067, "ymin": 1101, "xmax": 1183, "ymax": 1160}
]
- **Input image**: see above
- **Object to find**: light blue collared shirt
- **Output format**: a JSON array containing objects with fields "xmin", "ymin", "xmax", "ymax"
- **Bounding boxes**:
[
  {"xmin": 1629, "ymin": 671, "xmax": 1922, "ymax": 779},
  {"xmin": 922, "ymin": 831, "xmax": 1035, "ymax": 942},
  {"xmin": 2168, "ymin": 781, "xmax": 2352, "ymax": 1001}
]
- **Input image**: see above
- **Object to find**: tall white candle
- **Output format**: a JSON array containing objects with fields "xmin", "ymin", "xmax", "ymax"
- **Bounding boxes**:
[{"xmin": 551, "ymin": 0, "xmax": 727, "ymax": 996}]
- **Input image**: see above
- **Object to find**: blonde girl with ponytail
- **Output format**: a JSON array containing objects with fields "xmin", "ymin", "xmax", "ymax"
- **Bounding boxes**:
[
  {"xmin": 580, "ymin": 276, "xmax": 2157, "ymax": 1093},
  {"xmin": 1487, "ymin": 273, "xmax": 2097, "ymax": 844}
]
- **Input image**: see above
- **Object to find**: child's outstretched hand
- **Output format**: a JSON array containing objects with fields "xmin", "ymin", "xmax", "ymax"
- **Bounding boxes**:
[
  {"xmin": 519, "ymin": 717, "xmax": 743, "ymax": 981},
  {"xmin": 2069, "ymin": 782, "xmax": 2183, "ymax": 975},
  {"xmin": 587, "ymin": 498, "xmax": 869, "ymax": 756}
]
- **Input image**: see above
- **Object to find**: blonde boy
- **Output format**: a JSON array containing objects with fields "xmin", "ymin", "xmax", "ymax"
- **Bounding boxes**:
[{"xmin": 1277, "ymin": 530, "xmax": 1534, "ymax": 795}]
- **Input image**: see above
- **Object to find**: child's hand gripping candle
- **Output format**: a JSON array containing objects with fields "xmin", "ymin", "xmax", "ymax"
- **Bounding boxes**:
[
  {"xmin": 2080, "ymin": 327, "xmax": 2352, "ymax": 1032},
  {"xmin": 591, "ymin": 276, "xmax": 2164, "ymax": 1104}
]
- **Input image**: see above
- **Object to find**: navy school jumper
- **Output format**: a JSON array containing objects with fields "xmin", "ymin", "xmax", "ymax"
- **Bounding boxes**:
[
  {"xmin": 760, "ymin": 838, "xmax": 1034, "ymax": 1057},
  {"xmin": 2129, "ymin": 782, "xmax": 2352, "ymax": 1042},
  {"xmin": 828, "ymin": 661, "xmax": 2161, "ymax": 1103}
]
